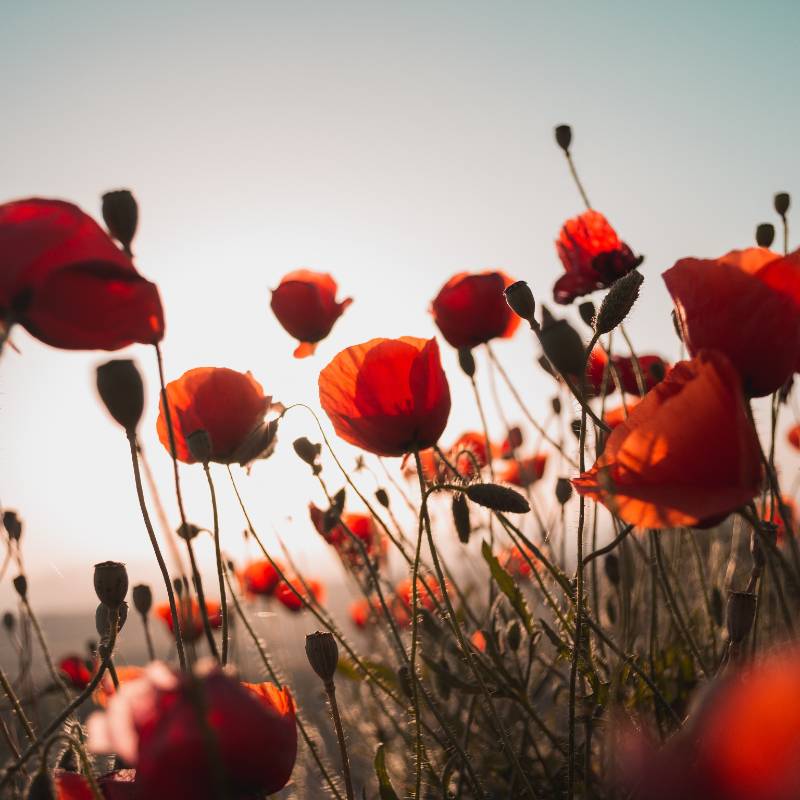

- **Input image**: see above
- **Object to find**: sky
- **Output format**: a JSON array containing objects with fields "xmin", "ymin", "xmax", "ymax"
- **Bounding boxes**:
[{"xmin": 2, "ymin": 0, "xmax": 800, "ymax": 611}]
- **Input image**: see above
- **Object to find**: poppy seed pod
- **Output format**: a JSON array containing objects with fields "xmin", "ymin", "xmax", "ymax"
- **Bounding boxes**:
[
  {"xmin": 95, "ymin": 601, "xmax": 128, "ymax": 641},
  {"xmin": 465, "ymin": 483, "xmax": 530, "ymax": 514},
  {"xmin": 177, "ymin": 522, "xmax": 201, "ymax": 541},
  {"xmin": 539, "ymin": 316, "xmax": 586, "ymax": 377},
  {"xmin": 755, "ymin": 223, "xmax": 776, "ymax": 248},
  {"xmin": 101, "ymin": 189, "xmax": 138, "ymax": 252},
  {"xmin": 774, "ymin": 192, "xmax": 791, "ymax": 217},
  {"xmin": 504, "ymin": 281, "xmax": 537, "ymax": 325},
  {"xmin": 186, "ymin": 429, "xmax": 213, "ymax": 463},
  {"xmin": 555, "ymin": 477, "xmax": 573, "ymax": 505},
  {"xmin": 305, "ymin": 631, "xmax": 339, "ymax": 683},
  {"xmin": 96, "ymin": 359, "xmax": 144, "ymax": 433},
  {"xmin": 595, "ymin": 269, "xmax": 644, "ymax": 335},
  {"xmin": 458, "ymin": 347, "xmax": 476, "ymax": 377},
  {"xmin": 2, "ymin": 611, "xmax": 14, "ymax": 632},
  {"xmin": 726, "ymin": 591, "xmax": 757, "ymax": 644},
  {"xmin": 554, "ymin": 124, "xmax": 572, "ymax": 152},
  {"xmin": 3, "ymin": 511, "xmax": 22, "ymax": 541},
  {"xmin": 578, "ymin": 301, "xmax": 596, "ymax": 327},
  {"xmin": 93, "ymin": 561, "xmax": 128, "ymax": 608},
  {"xmin": 452, "ymin": 493, "xmax": 471, "ymax": 543},
  {"xmin": 375, "ymin": 488, "xmax": 390, "ymax": 508},
  {"xmin": 132, "ymin": 584, "xmax": 152, "ymax": 616},
  {"xmin": 293, "ymin": 437, "xmax": 321, "ymax": 468},
  {"xmin": 551, "ymin": 396, "xmax": 562, "ymax": 415},
  {"xmin": 13, "ymin": 575, "xmax": 27, "ymax": 599}
]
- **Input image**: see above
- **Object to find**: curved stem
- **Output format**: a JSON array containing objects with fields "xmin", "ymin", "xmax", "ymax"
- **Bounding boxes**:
[{"xmin": 203, "ymin": 464, "xmax": 228, "ymax": 666}]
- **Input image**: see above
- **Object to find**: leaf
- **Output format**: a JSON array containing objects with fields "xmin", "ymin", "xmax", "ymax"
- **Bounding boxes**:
[
  {"xmin": 481, "ymin": 540, "xmax": 533, "ymax": 634},
  {"xmin": 374, "ymin": 744, "xmax": 401, "ymax": 800}
]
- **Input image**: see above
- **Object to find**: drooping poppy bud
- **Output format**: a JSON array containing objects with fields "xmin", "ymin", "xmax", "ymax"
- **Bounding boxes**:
[
  {"xmin": 458, "ymin": 347, "xmax": 476, "ymax": 377},
  {"xmin": 465, "ymin": 483, "xmax": 530, "ymax": 514},
  {"xmin": 305, "ymin": 631, "xmax": 339, "ymax": 683},
  {"xmin": 554, "ymin": 124, "xmax": 572, "ymax": 152},
  {"xmin": 755, "ymin": 223, "xmax": 776, "ymax": 248},
  {"xmin": 3, "ymin": 611, "xmax": 15, "ymax": 632},
  {"xmin": 96, "ymin": 359, "xmax": 144, "ymax": 433},
  {"xmin": 101, "ymin": 189, "xmax": 138, "ymax": 253},
  {"xmin": 3, "ymin": 511, "xmax": 22, "ymax": 541},
  {"xmin": 177, "ymin": 522, "xmax": 201, "ymax": 541},
  {"xmin": 293, "ymin": 437, "xmax": 321, "ymax": 469},
  {"xmin": 556, "ymin": 477, "xmax": 573, "ymax": 505},
  {"xmin": 94, "ymin": 561, "xmax": 128, "ymax": 608},
  {"xmin": 504, "ymin": 280, "xmax": 537, "ymax": 325},
  {"xmin": 452, "ymin": 493, "xmax": 471, "ymax": 543},
  {"xmin": 375, "ymin": 488, "xmax": 390, "ymax": 508},
  {"xmin": 578, "ymin": 301, "xmax": 596, "ymax": 327},
  {"xmin": 595, "ymin": 269, "xmax": 644, "ymax": 334},
  {"xmin": 132, "ymin": 584, "xmax": 152, "ymax": 616},
  {"xmin": 13, "ymin": 575, "xmax": 27, "ymax": 599},
  {"xmin": 539, "ymin": 311, "xmax": 586, "ymax": 377}
]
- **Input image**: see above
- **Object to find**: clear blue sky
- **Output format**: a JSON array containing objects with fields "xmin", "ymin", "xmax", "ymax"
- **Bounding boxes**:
[{"xmin": 2, "ymin": 1, "xmax": 800, "ymax": 610}]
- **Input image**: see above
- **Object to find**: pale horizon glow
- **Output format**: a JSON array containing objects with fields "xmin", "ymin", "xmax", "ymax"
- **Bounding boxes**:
[{"xmin": 2, "ymin": 1, "xmax": 800, "ymax": 611}]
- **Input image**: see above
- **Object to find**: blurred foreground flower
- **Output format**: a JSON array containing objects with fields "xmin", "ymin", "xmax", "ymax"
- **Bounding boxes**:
[
  {"xmin": 319, "ymin": 336, "xmax": 451, "ymax": 456},
  {"xmin": 574, "ymin": 350, "xmax": 762, "ymax": 528},
  {"xmin": 156, "ymin": 598, "xmax": 221, "ymax": 643},
  {"xmin": 0, "ymin": 198, "xmax": 164, "ymax": 350},
  {"xmin": 270, "ymin": 269, "xmax": 352, "ymax": 358},
  {"xmin": 58, "ymin": 655, "xmax": 92, "ymax": 691},
  {"xmin": 500, "ymin": 454, "xmax": 548, "ymax": 488},
  {"xmin": 240, "ymin": 558, "xmax": 283, "ymax": 597},
  {"xmin": 87, "ymin": 661, "xmax": 297, "ymax": 800},
  {"xmin": 275, "ymin": 577, "xmax": 325, "ymax": 612}
]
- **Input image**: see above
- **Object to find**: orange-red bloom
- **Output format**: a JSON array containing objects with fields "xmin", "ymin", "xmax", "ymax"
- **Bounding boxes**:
[
  {"xmin": 54, "ymin": 768, "xmax": 135, "ymax": 799},
  {"xmin": 500, "ymin": 454, "xmax": 548, "ymax": 488},
  {"xmin": 58, "ymin": 655, "xmax": 92, "ymax": 691},
  {"xmin": 310, "ymin": 504, "xmax": 384, "ymax": 566},
  {"xmin": 431, "ymin": 271, "xmax": 520, "ymax": 349},
  {"xmin": 613, "ymin": 354, "xmax": 669, "ymax": 396},
  {"xmin": 500, "ymin": 544, "xmax": 542, "ymax": 580},
  {"xmin": 240, "ymin": 559, "xmax": 283, "ymax": 597},
  {"xmin": 553, "ymin": 210, "xmax": 642, "ymax": 304},
  {"xmin": 603, "ymin": 400, "xmax": 640, "ymax": 430},
  {"xmin": 93, "ymin": 666, "xmax": 146, "ymax": 708},
  {"xmin": 0, "ymin": 198, "xmax": 164, "ymax": 350},
  {"xmin": 275, "ymin": 577, "xmax": 325, "ymax": 612},
  {"xmin": 349, "ymin": 597, "xmax": 379, "ymax": 629},
  {"xmin": 664, "ymin": 248, "xmax": 800, "ymax": 397},
  {"xmin": 789, "ymin": 424, "xmax": 800, "ymax": 451},
  {"xmin": 451, "ymin": 431, "xmax": 491, "ymax": 478},
  {"xmin": 88, "ymin": 663, "xmax": 297, "ymax": 799},
  {"xmin": 574, "ymin": 351, "xmax": 762, "ymax": 528},
  {"xmin": 319, "ymin": 337, "xmax": 451, "ymax": 456},
  {"xmin": 155, "ymin": 599, "xmax": 221, "ymax": 644},
  {"xmin": 270, "ymin": 269, "xmax": 352, "ymax": 358},
  {"xmin": 157, "ymin": 367, "xmax": 272, "ymax": 464}
]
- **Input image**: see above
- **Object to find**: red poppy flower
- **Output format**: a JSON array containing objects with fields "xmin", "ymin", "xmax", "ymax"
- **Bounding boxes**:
[
  {"xmin": 93, "ymin": 666, "xmax": 145, "ymax": 708},
  {"xmin": 310, "ymin": 505, "xmax": 384, "ymax": 565},
  {"xmin": 553, "ymin": 210, "xmax": 642, "ymax": 304},
  {"xmin": 499, "ymin": 544, "xmax": 542, "ymax": 579},
  {"xmin": 613, "ymin": 354, "xmax": 669, "ymax": 396},
  {"xmin": 350, "ymin": 597, "xmax": 373, "ymax": 629},
  {"xmin": 54, "ymin": 769, "xmax": 136, "ymax": 800},
  {"xmin": 471, "ymin": 630, "xmax": 487, "ymax": 653},
  {"xmin": 58, "ymin": 655, "xmax": 92, "ymax": 691},
  {"xmin": 157, "ymin": 367, "xmax": 272, "ymax": 464},
  {"xmin": 275, "ymin": 578, "xmax": 325, "ymax": 612},
  {"xmin": 789, "ymin": 424, "xmax": 800, "ymax": 451},
  {"xmin": 87, "ymin": 662, "xmax": 297, "ymax": 800},
  {"xmin": 573, "ymin": 351, "xmax": 762, "ymax": 528},
  {"xmin": 270, "ymin": 269, "xmax": 352, "ymax": 358},
  {"xmin": 585, "ymin": 347, "xmax": 611, "ymax": 395},
  {"xmin": 240, "ymin": 559, "xmax": 283, "ymax": 597},
  {"xmin": 451, "ymin": 431, "xmax": 491, "ymax": 478},
  {"xmin": 663, "ymin": 247, "xmax": 800, "ymax": 397},
  {"xmin": 500, "ymin": 454, "xmax": 548, "ymax": 488},
  {"xmin": 395, "ymin": 575, "xmax": 446, "ymax": 616},
  {"xmin": 319, "ymin": 337, "xmax": 451, "ymax": 456},
  {"xmin": 431, "ymin": 271, "xmax": 521, "ymax": 349},
  {"xmin": 0, "ymin": 198, "xmax": 164, "ymax": 350},
  {"xmin": 403, "ymin": 448, "xmax": 447, "ymax": 482},
  {"xmin": 603, "ymin": 400, "xmax": 640, "ymax": 430},
  {"xmin": 155, "ymin": 599, "xmax": 221, "ymax": 643}
]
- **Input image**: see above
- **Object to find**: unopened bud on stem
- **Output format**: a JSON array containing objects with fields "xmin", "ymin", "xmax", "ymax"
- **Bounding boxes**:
[
  {"xmin": 504, "ymin": 281, "xmax": 537, "ymax": 325},
  {"xmin": 595, "ymin": 270, "xmax": 644, "ymax": 335},
  {"xmin": 305, "ymin": 631, "xmax": 339, "ymax": 684},
  {"xmin": 94, "ymin": 561, "xmax": 128, "ymax": 608},
  {"xmin": 554, "ymin": 124, "xmax": 572, "ymax": 152},
  {"xmin": 96, "ymin": 359, "xmax": 144, "ymax": 433},
  {"xmin": 102, "ymin": 189, "xmax": 138, "ymax": 253}
]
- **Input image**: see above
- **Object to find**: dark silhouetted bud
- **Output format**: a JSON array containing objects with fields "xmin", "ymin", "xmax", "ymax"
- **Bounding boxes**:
[
  {"xmin": 578, "ymin": 301, "xmax": 596, "ymax": 327},
  {"xmin": 504, "ymin": 281, "xmax": 536, "ymax": 324},
  {"xmin": 231, "ymin": 419, "xmax": 279, "ymax": 466},
  {"xmin": 554, "ymin": 124, "xmax": 572, "ymax": 152},
  {"xmin": 774, "ymin": 192, "xmax": 791, "ymax": 217},
  {"xmin": 755, "ymin": 223, "xmax": 775, "ymax": 248},
  {"xmin": 102, "ymin": 189, "xmax": 138, "ymax": 253},
  {"xmin": 375, "ymin": 488, "xmax": 390, "ymax": 508},
  {"xmin": 595, "ymin": 270, "xmax": 644, "ymax": 334},
  {"xmin": 506, "ymin": 620, "xmax": 521, "ymax": 652},
  {"xmin": 13, "ymin": 575, "xmax": 27, "ymax": 599},
  {"xmin": 710, "ymin": 586, "xmax": 724, "ymax": 627},
  {"xmin": 465, "ymin": 483, "xmax": 529, "ymax": 514},
  {"xmin": 58, "ymin": 743, "xmax": 79, "ymax": 771},
  {"xmin": 26, "ymin": 769, "xmax": 56, "ymax": 800},
  {"xmin": 331, "ymin": 488, "xmax": 346, "ymax": 515},
  {"xmin": 555, "ymin": 477, "xmax": 573, "ymax": 505},
  {"xmin": 94, "ymin": 561, "xmax": 128, "ymax": 608},
  {"xmin": 96, "ymin": 360, "xmax": 144, "ymax": 433},
  {"xmin": 398, "ymin": 665, "xmax": 413, "ymax": 699},
  {"xmin": 458, "ymin": 347, "xmax": 476, "ymax": 377},
  {"xmin": 2, "ymin": 612, "xmax": 15, "ymax": 632},
  {"xmin": 305, "ymin": 631, "xmax": 339, "ymax": 683},
  {"xmin": 540, "ymin": 318, "xmax": 586, "ymax": 376},
  {"xmin": 452, "ymin": 493, "xmax": 471, "ymax": 544},
  {"xmin": 726, "ymin": 591, "xmax": 756, "ymax": 644},
  {"xmin": 177, "ymin": 522, "xmax": 201, "ymax": 541},
  {"xmin": 604, "ymin": 554, "xmax": 620, "ymax": 586},
  {"xmin": 132, "ymin": 584, "xmax": 152, "ymax": 616},
  {"xmin": 186, "ymin": 429, "xmax": 213, "ymax": 463},
  {"xmin": 570, "ymin": 418, "xmax": 582, "ymax": 439},
  {"xmin": 95, "ymin": 602, "xmax": 127, "ymax": 644},
  {"xmin": 3, "ymin": 511, "xmax": 22, "ymax": 541},
  {"xmin": 173, "ymin": 577, "xmax": 184, "ymax": 596},
  {"xmin": 293, "ymin": 437, "xmax": 321, "ymax": 470},
  {"xmin": 551, "ymin": 396, "xmax": 562, "ymax": 415}
]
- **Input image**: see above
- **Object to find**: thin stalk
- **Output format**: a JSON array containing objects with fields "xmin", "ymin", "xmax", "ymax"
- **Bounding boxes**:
[
  {"xmin": 324, "ymin": 679, "xmax": 354, "ymax": 800},
  {"xmin": 203, "ymin": 464, "xmax": 229, "ymax": 665}
]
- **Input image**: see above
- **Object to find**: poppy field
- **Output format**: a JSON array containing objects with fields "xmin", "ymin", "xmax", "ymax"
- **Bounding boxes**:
[{"xmin": 3, "ymin": 124, "xmax": 800, "ymax": 800}]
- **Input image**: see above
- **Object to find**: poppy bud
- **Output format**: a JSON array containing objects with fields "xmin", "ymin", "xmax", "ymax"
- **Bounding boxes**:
[
  {"xmin": 13, "ymin": 575, "xmax": 27, "ymax": 599},
  {"xmin": 555, "ymin": 477, "xmax": 573, "ymax": 505},
  {"xmin": 774, "ymin": 192, "xmax": 791, "ymax": 217},
  {"xmin": 101, "ymin": 189, "xmax": 138, "ymax": 253},
  {"xmin": 186, "ymin": 430, "xmax": 213, "ymax": 463},
  {"xmin": 726, "ymin": 591, "xmax": 757, "ymax": 644},
  {"xmin": 95, "ymin": 601, "xmax": 127, "ymax": 641},
  {"xmin": 25, "ymin": 769, "xmax": 55, "ymax": 800},
  {"xmin": 375, "ymin": 488, "xmax": 390, "ymax": 508},
  {"xmin": 94, "ymin": 561, "xmax": 128, "ymax": 608},
  {"xmin": 465, "ymin": 483, "xmax": 529, "ymax": 514},
  {"xmin": 96, "ymin": 359, "xmax": 144, "ymax": 433},
  {"xmin": 2, "ymin": 611, "xmax": 14, "ymax": 632},
  {"xmin": 578, "ymin": 301, "xmax": 596, "ymax": 327},
  {"xmin": 504, "ymin": 281, "xmax": 537, "ymax": 325},
  {"xmin": 452, "ymin": 493, "xmax": 471, "ymax": 544},
  {"xmin": 3, "ymin": 511, "xmax": 22, "ymax": 541},
  {"xmin": 305, "ymin": 631, "xmax": 339, "ymax": 684},
  {"xmin": 331, "ymin": 488, "xmax": 346, "ymax": 514},
  {"xmin": 595, "ymin": 270, "xmax": 644, "ymax": 335},
  {"xmin": 551, "ymin": 396, "xmax": 562, "ymax": 415},
  {"xmin": 132, "ymin": 583, "xmax": 152, "ymax": 616},
  {"xmin": 173, "ymin": 577, "xmax": 184, "ymax": 597},
  {"xmin": 177, "ymin": 522, "xmax": 201, "ymax": 541},
  {"xmin": 293, "ymin": 437, "xmax": 321, "ymax": 468},
  {"xmin": 458, "ymin": 347, "xmax": 476, "ymax": 378},
  {"xmin": 506, "ymin": 620, "xmax": 521, "ymax": 652},
  {"xmin": 755, "ymin": 223, "xmax": 775, "ymax": 248},
  {"xmin": 540, "ymin": 318, "xmax": 586, "ymax": 377},
  {"xmin": 58, "ymin": 744, "xmax": 79, "ymax": 771},
  {"xmin": 554, "ymin": 124, "xmax": 572, "ymax": 152},
  {"xmin": 604, "ymin": 553, "xmax": 620, "ymax": 586}
]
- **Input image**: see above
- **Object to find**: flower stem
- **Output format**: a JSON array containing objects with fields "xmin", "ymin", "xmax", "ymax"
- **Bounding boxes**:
[
  {"xmin": 203, "ymin": 464, "xmax": 229, "ymax": 666},
  {"xmin": 324, "ymin": 679, "xmax": 354, "ymax": 800}
]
